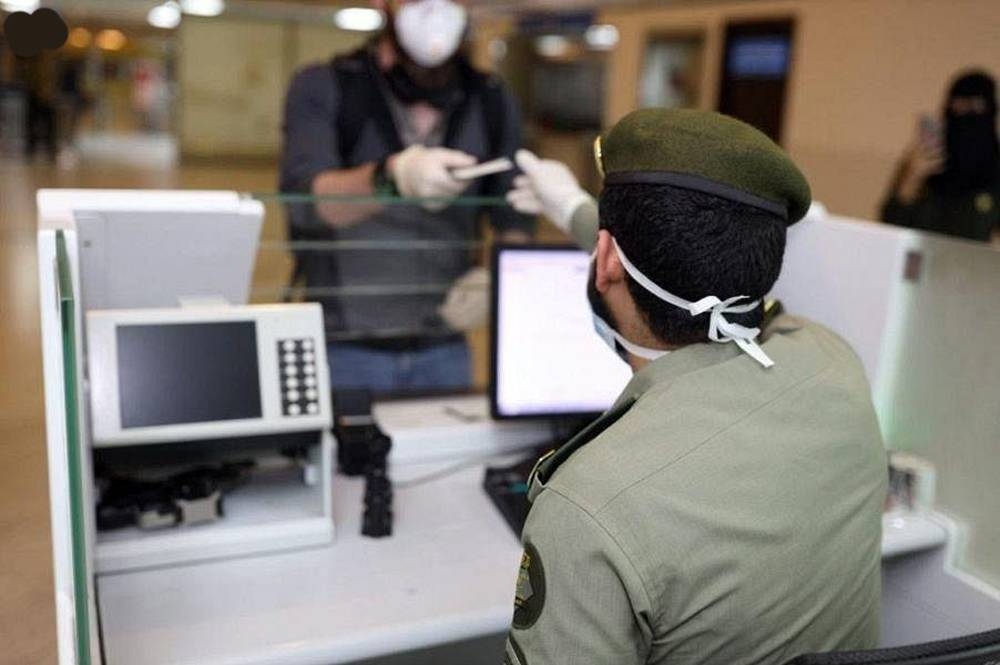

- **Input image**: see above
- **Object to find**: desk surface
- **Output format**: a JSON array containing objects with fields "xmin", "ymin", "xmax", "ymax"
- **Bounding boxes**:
[
  {"xmin": 98, "ymin": 464, "xmax": 523, "ymax": 665},
  {"xmin": 98, "ymin": 465, "xmax": 950, "ymax": 665}
]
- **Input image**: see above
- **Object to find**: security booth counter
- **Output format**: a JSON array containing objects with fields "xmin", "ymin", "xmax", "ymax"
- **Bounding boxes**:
[{"xmin": 37, "ymin": 190, "xmax": 1000, "ymax": 665}]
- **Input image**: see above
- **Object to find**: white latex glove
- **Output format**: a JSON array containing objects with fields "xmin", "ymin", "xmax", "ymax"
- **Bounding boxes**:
[
  {"xmin": 438, "ymin": 267, "xmax": 490, "ymax": 332},
  {"xmin": 506, "ymin": 149, "xmax": 593, "ymax": 232},
  {"xmin": 390, "ymin": 145, "xmax": 477, "ymax": 212}
]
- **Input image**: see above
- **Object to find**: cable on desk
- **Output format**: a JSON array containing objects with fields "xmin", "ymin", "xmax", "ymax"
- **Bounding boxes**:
[{"xmin": 393, "ymin": 447, "xmax": 549, "ymax": 490}]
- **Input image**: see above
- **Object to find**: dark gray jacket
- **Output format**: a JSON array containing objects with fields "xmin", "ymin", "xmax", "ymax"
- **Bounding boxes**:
[{"xmin": 279, "ymin": 47, "xmax": 531, "ymax": 341}]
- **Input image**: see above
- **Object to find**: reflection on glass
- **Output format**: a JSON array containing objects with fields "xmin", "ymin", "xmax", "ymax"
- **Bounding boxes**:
[{"xmin": 248, "ymin": 195, "xmax": 527, "ymax": 396}]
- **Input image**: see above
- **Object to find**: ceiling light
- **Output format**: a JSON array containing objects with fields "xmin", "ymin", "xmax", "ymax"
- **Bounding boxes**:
[
  {"xmin": 95, "ymin": 29, "xmax": 126, "ymax": 51},
  {"xmin": 67, "ymin": 27, "xmax": 91, "ymax": 48},
  {"xmin": 535, "ymin": 35, "xmax": 570, "ymax": 59},
  {"xmin": 180, "ymin": 0, "xmax": 224, "ymax": 18},
  {"xmin": 148, "ymin": 2, "xmax": 181, "ymax": 29},
  {"xmin": 334, "ymin": 7, "xmax": 384, "ymax": 32},
  {"xmin": 0, "ymin": 0, "xmax": 40, "ymax": 11},
  {"xmin": 585, "ymin": 24, "xmax": 619, "ymax": 51}
]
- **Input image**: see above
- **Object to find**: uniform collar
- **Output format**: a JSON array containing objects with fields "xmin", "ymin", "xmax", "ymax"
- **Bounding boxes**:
[
  {"xmin": 614, "ymin": 341, "xmax": 743, "ymax": 407},
  {"xmin": 527, "ymin": 315, "xmax": 804, "ymax": 502}
]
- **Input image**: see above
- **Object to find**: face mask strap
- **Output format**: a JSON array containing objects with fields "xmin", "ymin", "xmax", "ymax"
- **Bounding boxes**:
[
  {"xmin": 593, "ymin": 314, "xmax": 668, "ymax": 361},
  {"xmin": 611, "ymin": 239, "xmax": 775, "ymax": 368}
]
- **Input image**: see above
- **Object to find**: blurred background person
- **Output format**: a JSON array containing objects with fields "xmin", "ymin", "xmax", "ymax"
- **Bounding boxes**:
[
  {"xmin": 20, "ymin": 51, "xmax": 59, "ymax": 162},
  {"xmin": 280, "ymin": 0, "xmax": 531, "ymax": 396},
  {"xmin": 881, "ymin": 70, "xmax": 999, "ymax": 242},
  {"xmin": 55, "ymin": 55, "xmax": 88, "ymax": 168}
]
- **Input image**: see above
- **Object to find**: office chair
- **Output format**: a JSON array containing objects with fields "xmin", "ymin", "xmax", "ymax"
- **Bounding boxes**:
[{"xmin": 784, "ymin": 627, "xmax": 1000, "ymax": 664}]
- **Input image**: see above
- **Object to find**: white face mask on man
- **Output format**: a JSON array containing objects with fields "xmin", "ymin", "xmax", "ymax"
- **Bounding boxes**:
[{"xmin": 394, "ymin": 0, "xmax": 468, "ymax": 68}]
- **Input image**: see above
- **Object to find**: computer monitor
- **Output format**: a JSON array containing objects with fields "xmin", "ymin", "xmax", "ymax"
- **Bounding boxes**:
[
  {"xmin": 490, "ymin": 245, "xmax": 632, "ymax": 419},
  {"xmin": 87, "ymin": 304, "xmax": 332, "ymax": 446}
]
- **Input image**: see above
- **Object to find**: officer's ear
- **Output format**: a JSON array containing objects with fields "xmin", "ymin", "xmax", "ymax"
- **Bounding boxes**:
[{"xmin": 594, "ymin": 230, "xmax": 626, "ymax": 293}]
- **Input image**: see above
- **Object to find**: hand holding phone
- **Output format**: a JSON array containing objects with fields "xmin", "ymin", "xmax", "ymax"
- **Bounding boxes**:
[
  {"xmin": 918, "ymin": 113, "xmax": 942, "ymax": 147},
  {"xmin": 898, "ymin": 114, "xmax": 946, "ymax": 202}
]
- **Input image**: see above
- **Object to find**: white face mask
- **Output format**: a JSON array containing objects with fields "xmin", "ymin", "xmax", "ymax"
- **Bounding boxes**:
[{"xmin": 394, "ymin": 0, "xmax": 468, "ymax": 68}]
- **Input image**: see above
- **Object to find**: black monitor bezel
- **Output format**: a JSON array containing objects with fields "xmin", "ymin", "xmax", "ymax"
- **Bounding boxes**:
[{"xmin": 489, "ymin": 243, "xmax": 606, "ymax": 422}]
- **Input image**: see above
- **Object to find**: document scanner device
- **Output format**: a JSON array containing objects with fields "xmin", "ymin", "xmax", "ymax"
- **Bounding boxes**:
[{"xmin": 86, "ymin": 303, "xmax": 334, "ymax": 572}]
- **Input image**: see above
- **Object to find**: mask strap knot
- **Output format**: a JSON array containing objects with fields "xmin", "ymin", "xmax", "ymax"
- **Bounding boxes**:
[{"xmin": 612, "ymin": 239, "xmax": 775, "ymax": 369}]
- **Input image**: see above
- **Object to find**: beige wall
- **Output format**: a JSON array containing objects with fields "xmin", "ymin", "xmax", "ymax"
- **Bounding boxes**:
[
  {"xmin": 600, "ymin": 0, "xmax": 1000, "ymax": 220},
  {"xmin": 288, "ymin": 23, "xmax": 371, "ymax": 74},
  {"xmin": 178, "ymin": 18, "xmax": 369, "ymax": 159}
]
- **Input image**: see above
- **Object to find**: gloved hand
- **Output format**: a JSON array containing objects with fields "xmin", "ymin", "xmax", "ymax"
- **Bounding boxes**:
[
  {"xmin": 506, "ymin": 149, "xmax": 593, "ymax": 232},
  {"xmin": 390, "ymin": 145, "xmax": 477, "ymax": 212},
  {"xmin": 438, "ymin": 267, "xmax": 490, "ymax": 332}
]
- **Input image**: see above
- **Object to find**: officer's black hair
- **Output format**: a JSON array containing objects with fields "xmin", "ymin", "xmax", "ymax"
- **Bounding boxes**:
[{"xmin": 599, "ymin": 183, "xmax": 787, "ymax": 346}]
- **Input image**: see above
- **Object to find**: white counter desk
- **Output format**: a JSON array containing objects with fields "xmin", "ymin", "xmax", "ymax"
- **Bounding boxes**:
[
  {"xmin": 96, "ymin": 396, "xmax": 952, "ymax": 665},
  {"xmin": 98, "ymin": 461, "xmax": 524, "ymax": 665},
  {"xmin": 98, "ymin": 469, "xmax": 950, "ymax": 665}
]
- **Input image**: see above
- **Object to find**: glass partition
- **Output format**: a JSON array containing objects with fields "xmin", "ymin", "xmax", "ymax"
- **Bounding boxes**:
[
  {"xmin": 57, "ymin": 231, "xmax": 93, "ymax": 665},
  {"xmin": 244, "ymin": 193, "xmax": 565, "ymax": 396},
  {"xmin": 879, "ymin": 234, "xmax": 1000, "ymax": 588}
]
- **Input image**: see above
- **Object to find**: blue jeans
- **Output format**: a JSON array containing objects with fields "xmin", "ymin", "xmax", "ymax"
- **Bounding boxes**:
[{"xmin": 327, "ymin": 341, "xmax": 471, "ymax": 394}]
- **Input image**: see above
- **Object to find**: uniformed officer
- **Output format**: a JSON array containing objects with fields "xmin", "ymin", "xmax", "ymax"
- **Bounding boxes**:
[{"xmin": 503, "ymin": 109, "xmax": 887, "ymax": 665}]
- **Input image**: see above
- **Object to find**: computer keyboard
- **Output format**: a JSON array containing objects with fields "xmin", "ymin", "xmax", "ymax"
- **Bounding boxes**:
[{"xmin": 483, "ymin": 453, "xmax": 542, "ymax": 536}]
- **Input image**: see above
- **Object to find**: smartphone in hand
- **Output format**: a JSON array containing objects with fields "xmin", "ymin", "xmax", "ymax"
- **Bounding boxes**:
[{"xmin": 919, "ymin": 113, "xmax": 942, "ymax": 146}]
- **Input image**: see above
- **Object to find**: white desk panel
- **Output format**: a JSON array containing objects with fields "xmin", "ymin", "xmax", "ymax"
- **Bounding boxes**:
[{"xmin": 881, "ymin": 511, "xmax": 949, "ymax": 559}]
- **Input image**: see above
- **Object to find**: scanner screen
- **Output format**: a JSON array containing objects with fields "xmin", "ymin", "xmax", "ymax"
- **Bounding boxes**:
[
  {"xmin": 117, "ymin": 322, "xmax": 262, "ymax": 428},
  {"xmin": 493, "ymin": 248, "xmax": 631, "ymax": 418}
]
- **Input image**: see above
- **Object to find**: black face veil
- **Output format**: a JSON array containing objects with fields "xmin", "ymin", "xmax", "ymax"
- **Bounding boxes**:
[{"xmin": 938, "ymin": 70, "xmax": 999, "ymax": 192}]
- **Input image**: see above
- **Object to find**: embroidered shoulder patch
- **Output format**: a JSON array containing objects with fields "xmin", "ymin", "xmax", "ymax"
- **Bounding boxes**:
[{"xmin": 512, "ymin": 542, "xmax": 546, "ymax": 630}]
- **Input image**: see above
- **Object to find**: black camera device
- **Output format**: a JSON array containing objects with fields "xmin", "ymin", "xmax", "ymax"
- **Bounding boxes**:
[{"xmin": 332, "ymin": 389, "xmax": 393, "ymax": 538}]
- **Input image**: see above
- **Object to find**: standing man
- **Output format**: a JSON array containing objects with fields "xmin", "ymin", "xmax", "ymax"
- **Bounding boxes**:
[
  {"xmin": 881, "ymin": 70, "xmax": 999, "ymax": 242},
  {"xmin": 503, "ymin": 109, "xmax": 887, "ymax": 664},
  {"xmin": 280, "ymin": 0, "xmax": 531, "ymax": 395}
]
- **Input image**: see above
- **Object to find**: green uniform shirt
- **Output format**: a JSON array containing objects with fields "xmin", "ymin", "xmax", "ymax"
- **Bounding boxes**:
[
  {"xmin": 505, "ymin": 315, "xmax": 887, "ymax": 665},
  {"xmin": 567, "ymin": 197, "xmax": 600, "ymax": 252}
]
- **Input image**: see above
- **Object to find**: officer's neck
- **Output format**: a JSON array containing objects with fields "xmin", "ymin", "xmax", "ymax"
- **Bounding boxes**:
[
  {"xmin": 627, "ymin": 354, "xmax": 651, "ymax": 373},
  {"xmin": 622, "ymin": 324, "xmax": 681, "ymax": 374}
]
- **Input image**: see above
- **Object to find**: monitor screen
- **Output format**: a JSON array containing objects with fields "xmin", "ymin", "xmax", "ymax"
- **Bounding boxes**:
[
  {"xmin": 491, "ymin": 246, "xmax": 632, "ymax": 419},
  {"xmin": 116, "ymin": 322, "xmax": 262, "ymax": 428}
]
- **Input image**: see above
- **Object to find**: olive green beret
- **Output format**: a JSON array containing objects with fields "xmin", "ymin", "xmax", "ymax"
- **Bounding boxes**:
[{"xmin": 596, "ymin": 108, "xmax": 812, "ymax": 224}]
